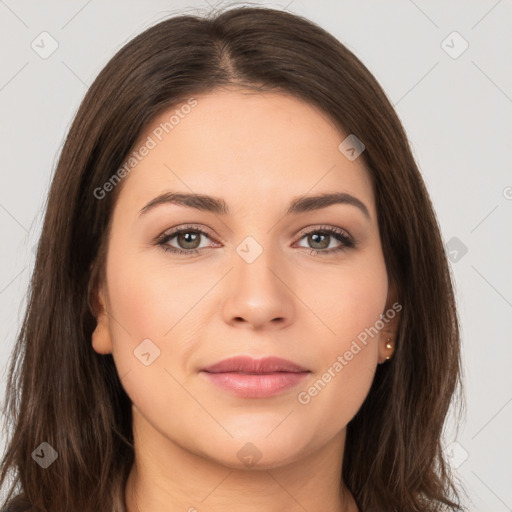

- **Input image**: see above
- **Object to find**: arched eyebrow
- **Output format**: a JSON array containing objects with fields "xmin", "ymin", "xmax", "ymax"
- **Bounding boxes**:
[{"xmin": 138, "ymin": 191, "xmax": 371, "ymax": 220}]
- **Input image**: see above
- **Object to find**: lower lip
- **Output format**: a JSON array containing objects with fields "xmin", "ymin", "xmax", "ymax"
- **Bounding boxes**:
[{"xmin": 200, "ymin": 371, "xmax": 310, "ymax": 398}]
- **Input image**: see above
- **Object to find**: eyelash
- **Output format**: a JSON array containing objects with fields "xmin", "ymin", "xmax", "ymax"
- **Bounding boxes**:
[{"xmin": 155, "ymin": 224, "xmax": 355, "ymax": 257}]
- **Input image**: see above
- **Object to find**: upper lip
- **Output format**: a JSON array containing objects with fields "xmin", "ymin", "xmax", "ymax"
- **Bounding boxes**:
[{"xmin": 201, "ymin": 356, "xmax": 310, "ymax": 374}]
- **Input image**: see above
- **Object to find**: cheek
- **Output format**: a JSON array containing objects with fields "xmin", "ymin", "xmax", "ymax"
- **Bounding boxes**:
[
  {"xmin": 102, "ymin": 240, "xmax": 158, "ymax": 365},
  {"xmin": 297, "ymin": 248, "xmax": 388, "ymax": 348},
  {"xmin": 296, "ymin": 353, "xmax": 376, "ymax": 439},
  {"xmin": 293, "ymin": 251, "xmax": 387, "ymax": 425},
  {"xmin": 104, "ymin": 238, "xmax": 215, "ymax": 380},
  {"xmin": 103, "ymin": 242, "xmax": 211, "ymax": 424},
  {"xmin": 106, "ymin": 237, "xmax": 202, "ymax": 339}
]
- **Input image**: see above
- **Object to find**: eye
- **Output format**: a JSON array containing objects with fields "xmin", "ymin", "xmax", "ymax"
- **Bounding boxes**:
[
  {"xmin": 156, "ymin": 225, "xmax": 219, "ymax": 257},
  {"xmin": 294, "ymin": 225, "xmax": 355, "ymax": 256},
  {"xmin": 155, "ymin": 224, "xmax": 355, "ymax": 257}
]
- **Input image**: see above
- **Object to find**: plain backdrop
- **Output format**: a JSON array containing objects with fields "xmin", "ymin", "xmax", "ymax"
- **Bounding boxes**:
[{"xmin": 1, "ymin": 1, "xmax": 511, "ymax": 510}]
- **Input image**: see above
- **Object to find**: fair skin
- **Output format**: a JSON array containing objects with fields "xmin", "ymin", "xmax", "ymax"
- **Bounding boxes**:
[{"xmin": 92, "ymin": 88, "xmax": 399, "ymax": 512}]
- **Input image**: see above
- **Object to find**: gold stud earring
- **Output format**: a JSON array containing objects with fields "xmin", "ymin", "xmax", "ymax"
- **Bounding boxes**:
[{"xmin": 385, "ymin": 338, "xmax": 393, "ymax": 360}]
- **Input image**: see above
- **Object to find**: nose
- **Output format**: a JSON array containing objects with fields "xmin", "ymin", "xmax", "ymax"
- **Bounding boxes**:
[{"xmin": 221, "ymin": 247, "xmax": 295, "ymax": 330}]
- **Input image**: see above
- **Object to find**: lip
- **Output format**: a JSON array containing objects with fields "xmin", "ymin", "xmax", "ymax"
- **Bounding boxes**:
[
  {"xmin": 200, "ymin": 356, "xmax": 311, "ymax": 398},
  {"xmin": 201, "ymin": 356, "xmax": 309, "ymax": 374}
]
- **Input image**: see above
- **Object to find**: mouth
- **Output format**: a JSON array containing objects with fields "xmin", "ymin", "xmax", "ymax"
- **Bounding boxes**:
[{"xmin": 199, "ymin": 356, "xmax": 311, "ymax": 398}]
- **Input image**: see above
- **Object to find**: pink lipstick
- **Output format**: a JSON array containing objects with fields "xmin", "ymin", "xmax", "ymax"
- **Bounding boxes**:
[{"xmin": 200, "ymin": 356, "xmax": 310, "ymax": 398}]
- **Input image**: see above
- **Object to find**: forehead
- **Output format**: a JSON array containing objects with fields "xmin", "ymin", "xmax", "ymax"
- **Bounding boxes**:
[{"xmin": 115, "ymin": 88, "xmax": 375, "ymax": 219}]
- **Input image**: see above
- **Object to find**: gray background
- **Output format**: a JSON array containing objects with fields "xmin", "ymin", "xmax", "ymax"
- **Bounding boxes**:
[{"xmin": 1, "ymin": 1, "xmax": 511, "ymax": 510}]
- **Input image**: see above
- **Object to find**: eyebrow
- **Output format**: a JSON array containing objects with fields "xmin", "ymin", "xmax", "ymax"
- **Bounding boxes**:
[{"xmin": 138, "ymin": 191, "xmax": 371, "ymax": 220}]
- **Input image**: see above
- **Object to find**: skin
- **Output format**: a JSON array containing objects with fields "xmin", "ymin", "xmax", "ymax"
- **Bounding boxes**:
[{"xmin": 91, "ymin": 88, "xmax": 399, "ymax": 512}]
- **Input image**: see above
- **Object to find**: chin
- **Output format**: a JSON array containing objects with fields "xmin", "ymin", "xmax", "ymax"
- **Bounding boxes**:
[{"xmin": 198, "ymin": 434, "xmax": 308, "ymax": 471}]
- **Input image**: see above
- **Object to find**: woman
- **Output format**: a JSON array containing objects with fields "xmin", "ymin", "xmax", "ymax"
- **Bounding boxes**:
[{"xmin": 0, "ymin": 6, "xmax": 466, "ymax": 512}]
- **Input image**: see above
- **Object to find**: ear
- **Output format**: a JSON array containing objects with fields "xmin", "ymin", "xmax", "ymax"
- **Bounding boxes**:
[
  {"xmin": 377, "ymin": 279, "xmax": 402, "ymax": 364},
  {"xmin": 90, "ymin": 281, "xmax": 113, "ymax": 355}
]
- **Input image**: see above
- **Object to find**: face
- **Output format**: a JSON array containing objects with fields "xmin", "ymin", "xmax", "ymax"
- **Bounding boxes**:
[{"xmin": 92, "ymin": 88, "xmax": 398, "ymax": 470}]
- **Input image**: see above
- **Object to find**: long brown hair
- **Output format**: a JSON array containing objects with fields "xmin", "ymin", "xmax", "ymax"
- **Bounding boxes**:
[{"xmin": 1, "ymin": 5, "xmax": 466, "ymax": 511}]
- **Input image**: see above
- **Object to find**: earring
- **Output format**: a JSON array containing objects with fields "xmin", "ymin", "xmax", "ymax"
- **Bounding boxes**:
[{"xmin": 385, "ymin": 338, "xmax": 393, "ymax": 360}]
